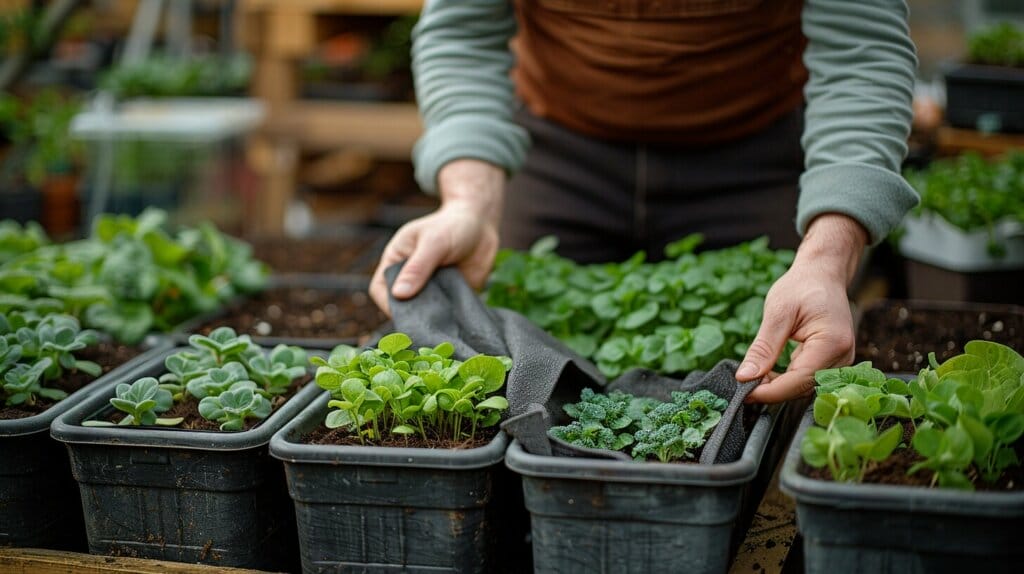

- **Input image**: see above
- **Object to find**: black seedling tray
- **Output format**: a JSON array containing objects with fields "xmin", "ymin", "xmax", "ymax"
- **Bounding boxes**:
[
  {"xmin": 945, "ymin": 63, "xmax": 1024, "ymax": 133},
  {"xmin": 0, "ymin": 338, "xmax": 170, "ymax": 551},
  {"xmin": 49, "ymin": 347, "xmax": 323, "ymax": 570}
]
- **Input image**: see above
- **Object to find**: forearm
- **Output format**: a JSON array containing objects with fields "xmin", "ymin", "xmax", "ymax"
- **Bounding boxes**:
[
  {"xmin": 437, "ymin": 159, "xmax": 505, "ymax": 225},
  {"xmin": 798, "ymin": 0, "xmax": 919, "ymax": 245},
  {"xmin": 412, "ymin": 0, "xmax": 529, "ymax": 193},
  {"xmin": 793, "ymin": 213, "xmax": 868, "ymax": 285}
]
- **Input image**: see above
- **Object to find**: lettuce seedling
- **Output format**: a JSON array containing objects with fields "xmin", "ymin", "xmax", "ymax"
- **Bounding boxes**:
[
  {"xmin": 2, "ymin": 358, "xmax": 60, "ymax": 406},
  {"xmin": 198, "ymin": 381, "xmax": 271, "ymax": 431},
  {"xmin": 314, "ymin": 333, "xmax": 511, "ymax": 444},
  {"xmin": 107, "ymin": 377, "xmax": 179, "ymax": 426},
  {"xmin": 802, "ymin": 340, "xmax": 1024, "ymax": 489},
  {"xmin": 188, "ymin": 327, "xmax": 254, "ymax": 365},
  {"xmin": 185, "ymin": 362, "xmax": 251, "ymax": 399},
  {"xmin": 245, "ymin": 344, "xmax": 307, "ymax": 395}
]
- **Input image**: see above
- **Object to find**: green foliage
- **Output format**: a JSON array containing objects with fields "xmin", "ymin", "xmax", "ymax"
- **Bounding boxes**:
[
  {"xmin": 107, "ymin": 377, "xmax": 178, "ymax": 426},
  {"xmin": 0, "ymin": 221, "xmax": 48, "ymax": 266},
  {"xmin": 100, "ymin": 55, "xmax": 252, "ymax": 99},
  {"xmin": 801, "ymin": 341, "xmax": 1024, "ymax": 490},
  {"xmin": 968, "ymin": 22, "xmax": 1024, "ymax": 67},
  {"xmin": 0, "ymin": 311, "xmax": 101, "ymax": 407},
  {"xmin": 548, "ymin": 388, "xmax": 729, "ymax": 463},
  {"xmin": 198, "ymin": 381, "xmax": 272, "ymax": 431},
  {"xmin": 0, "ymin": 208, "xmax": 267, "ymax": 343},
  {"xmin": 313, "ymin": 333, "xmax": 511, "ymax": 444},
  {"xmin": 903, "ymin": 152, "xmax": 1024, "ymax": 257},
  {"xmin": 90, "ymin": 327, "xmax": 306, "ymax": 431},
  {"xmin": 0, "ymin": 90, "xmax": 81, "ymax": 186},
  {"xmin": 486, "ymin": 235, "xmax": 795, "ymax": 378}
]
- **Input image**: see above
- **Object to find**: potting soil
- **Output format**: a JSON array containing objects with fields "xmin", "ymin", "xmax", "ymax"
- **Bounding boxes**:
[{"xmin": 386, "ymin": 264, "xmax": 760, "ymax": 464}]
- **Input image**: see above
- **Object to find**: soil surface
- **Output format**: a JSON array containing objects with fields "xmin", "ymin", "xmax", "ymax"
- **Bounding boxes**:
[
  {"xmin": 193, "ymin": 287, "xmax": 386, "ymax": 341},
  {"xmin": 801, "ymin": 420, "xmax": 1023, "ymax": 491},
  {"xmin": 855, "ymin": 302, "xmax": 1024, "ymax": 372},
  {"xmin": 105, "ymin": 374, "xmax": 312, "ymax": 431},
  {"xmin": 303, "ymin": 424, "xmax": 497, "ymax": 450},
  {"xmin": 0, "ymin": 342, "xmax": 144, "ymax": 420},
  {"xmin": 250, "ymin": 235, "xmax": 386, "ymax": 275}
]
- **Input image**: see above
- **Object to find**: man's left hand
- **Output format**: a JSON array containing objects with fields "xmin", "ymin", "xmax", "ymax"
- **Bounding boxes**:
[{"xmin": 735, "ymin": 213, "xmax": 868, "ymax": 403}]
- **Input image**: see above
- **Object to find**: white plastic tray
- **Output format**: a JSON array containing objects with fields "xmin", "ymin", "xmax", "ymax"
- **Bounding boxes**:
[{"xmin": 899, "ymin": 213, "xmax": 1024, "ymax": 272}]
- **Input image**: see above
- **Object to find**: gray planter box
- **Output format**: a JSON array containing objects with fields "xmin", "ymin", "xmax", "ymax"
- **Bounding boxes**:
[
  {"xmin": 780, "ymin": 408, "xmax": 1024, "ymax": 574},
  {"xmin": 504, "ymin": 407, "xmax": 785, "ymax": 574}
]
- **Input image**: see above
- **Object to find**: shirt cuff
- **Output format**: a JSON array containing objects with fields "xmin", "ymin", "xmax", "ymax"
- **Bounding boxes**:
[
  {"xmin": 797, "ymin": 163, "xmax": 919, "ymax": 246},
  {"xmin": 413, "ymin": 116, "xmax": 529, "ymax": 193}
]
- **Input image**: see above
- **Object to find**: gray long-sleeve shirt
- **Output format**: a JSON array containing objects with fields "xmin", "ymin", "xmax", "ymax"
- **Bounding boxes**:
[{"xmin": 411, "ymin": 0, "xmax": 920, "ymax": 245}]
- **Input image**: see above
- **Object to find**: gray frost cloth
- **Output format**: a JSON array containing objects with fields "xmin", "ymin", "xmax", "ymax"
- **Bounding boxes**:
[{"xmin": 386, "ymin": 264, "xmax": 761, "ymax": 464}]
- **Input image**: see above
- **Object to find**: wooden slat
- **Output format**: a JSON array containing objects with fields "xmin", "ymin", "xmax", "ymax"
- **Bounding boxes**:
[
  {"xmin": 241, "ymin": 0, "xmax": 422, "ymax": 15},
  {"xmin": 0, "ymin": 548, "xmax": 276, "ymax": 574},
  {"xmin": 263, "ymin": 101, "xmax": 422, "ymax": 159},
  {"xmin": 936, "ymin": 126, "xmax": 1024, "ymax": 157}
]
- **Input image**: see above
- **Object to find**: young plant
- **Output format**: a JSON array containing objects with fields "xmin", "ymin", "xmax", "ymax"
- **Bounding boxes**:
[
  {"xmin": 801, "ymin": 340, "xmax": 1024, "ymax": 490},
  {"xmin": 2, "ymin": 357, "xmax": 59, "ymax": 406},
  {"xmin": 107, "ymin": 378, "xmax": 179, "ymax": 426},
  {"xmin": 487, "ymin": 235, "xmax": 796, "ymax": 378},
  {"xmin": 548, "ymin": 388, "xmax": 730, "ymax": 463},
  {"xmin": 313, "ymin": 333, "xmax": 511, "ymax": 444},
  {"xmin": 245, "ymin": 344, "xmax": 307, "ymax": 395},
  {"xmin": 88, "ymin": 328, "xmax": 308, "ymax": 430},
  {"xmin": 188, "ymin": 327, "xmax": 254, "ymax": 365},
  {"xmin": 198, "ymin": 381, "xmax": 272, "ymax": 431}
]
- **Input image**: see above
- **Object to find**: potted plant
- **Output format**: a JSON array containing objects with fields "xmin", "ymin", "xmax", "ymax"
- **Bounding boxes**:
[
  {"xmin": 50, "ymin": 327, "xmax": 320, "ymax": 569},
  {"xmin": 0, "ymin": 90, "xmax": 82, "ymax": 232},
  {"xmin": 1, "ymin": 310, "xmax": 165, "ymax": 550},
  {"xmin": 270, "ymin": 333, "xmax": 514, "ymax": 573},
  {"xmin": 780, "ymin": 342, "xmax": 1024, "ymax": 573},
  {"xmin": 503, "ymin": 363, "xmax": 785, "ymax": 574},
  {"xmin": 898, "ymin": 152, "xmax": 1024, "ymax": 303},
  {"xmin": 945, "ymin": 22, "xmax": 1024, "ymax": 133}
]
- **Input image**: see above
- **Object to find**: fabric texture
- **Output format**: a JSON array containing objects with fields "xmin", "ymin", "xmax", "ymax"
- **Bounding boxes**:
[
  {"xmin": 410, "ymin": 0, "xmax": 918, "ymax": 243},
  {"xmin": 385, "ymin": 264, "xmax": 759, "ymax": 465},
  {"xmin": 512, "ymin": 0, "xmax": 807, "ymax": 144}
]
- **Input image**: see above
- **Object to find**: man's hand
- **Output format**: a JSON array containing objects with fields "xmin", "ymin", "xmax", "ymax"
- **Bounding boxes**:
[
  {"xmin": 369, "ymin": 159, "xmax": 505, "ymax": 315},
  {"xmin": 736, "ymin": 214, "xmax": 868, "ymax": 403}
]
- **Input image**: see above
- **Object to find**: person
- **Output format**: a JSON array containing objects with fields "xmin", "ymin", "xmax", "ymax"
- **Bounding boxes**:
[{"xmin": 370, "ymin": 0, "xmax": 919, "ymax": 404}]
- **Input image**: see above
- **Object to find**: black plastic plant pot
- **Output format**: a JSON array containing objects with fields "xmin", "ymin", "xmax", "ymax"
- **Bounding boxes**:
[
  {"xmin": 0, "ymin": 339, "xmax": 170, "ymax": 551},
  {"xmin": 504, "ymin": 408, "xmax": 782, "ymax": 574},
  {"xmin": 944, "ymin": 63, "xmax": 1024, "ymax": 133},
  {"xmin": 172, "ymin": 274, "xmax": 387, "ymax": 350},
  {"xmin": 49, "ymin": 347, "xmax": 322, "ymax": 570},
  {"xmin": 269, "ymin": 392, "xmax": 512, "ymax": 574},
  {"xmin": 780, "ymin": 408, "xmax": 1024, "ymax": 573}
]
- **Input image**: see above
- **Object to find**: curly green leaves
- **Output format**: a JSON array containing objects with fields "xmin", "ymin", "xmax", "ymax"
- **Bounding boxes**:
[
  {"xmin": 548, "ymin": 388, "xmax": 729, "ymax": 463},
  {"xmin": 802, "ymin": 341, "xmax": 1024, "ymax": 490}
]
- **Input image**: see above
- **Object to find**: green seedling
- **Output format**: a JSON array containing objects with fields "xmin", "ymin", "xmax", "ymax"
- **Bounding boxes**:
[{"xmin": 198, "ymin": 381, "xmax": 272, "ymax": 431}]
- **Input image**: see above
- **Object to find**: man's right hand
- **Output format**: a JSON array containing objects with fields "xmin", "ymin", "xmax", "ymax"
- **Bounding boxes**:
[{"xmin": 369, "ymin": 159, "xmax": 505, "ymax": 315}]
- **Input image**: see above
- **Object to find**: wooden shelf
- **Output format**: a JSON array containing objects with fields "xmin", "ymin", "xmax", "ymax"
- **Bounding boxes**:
[
  {"xmin": 264, "ymin": 101, "xmax": 421, "ymax": 159},
  {"xmin": 0, "ymin": 548, "xmax": 274, "ymax": 574},
  {"xmin": 241, "ymin": 0, "xmax": 421, "ymax": 15},
  {"xmin": 937, "ymin": 126, "xmax": 1024, "ymax": 157}
]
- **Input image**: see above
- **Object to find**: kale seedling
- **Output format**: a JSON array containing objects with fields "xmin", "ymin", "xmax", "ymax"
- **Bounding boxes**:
[
  {"xmin": 2, "ymin": 358, "xmax": 59, "ymax": 406},
  {"xmin": 549, "ymin": 388, "xmax": 731, "ymax": 462}
]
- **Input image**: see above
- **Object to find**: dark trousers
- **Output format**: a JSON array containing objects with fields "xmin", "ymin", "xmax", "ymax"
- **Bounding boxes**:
[{"xmin": 502, "ymin": 107, "xmax": 804, "ymax": 263}]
